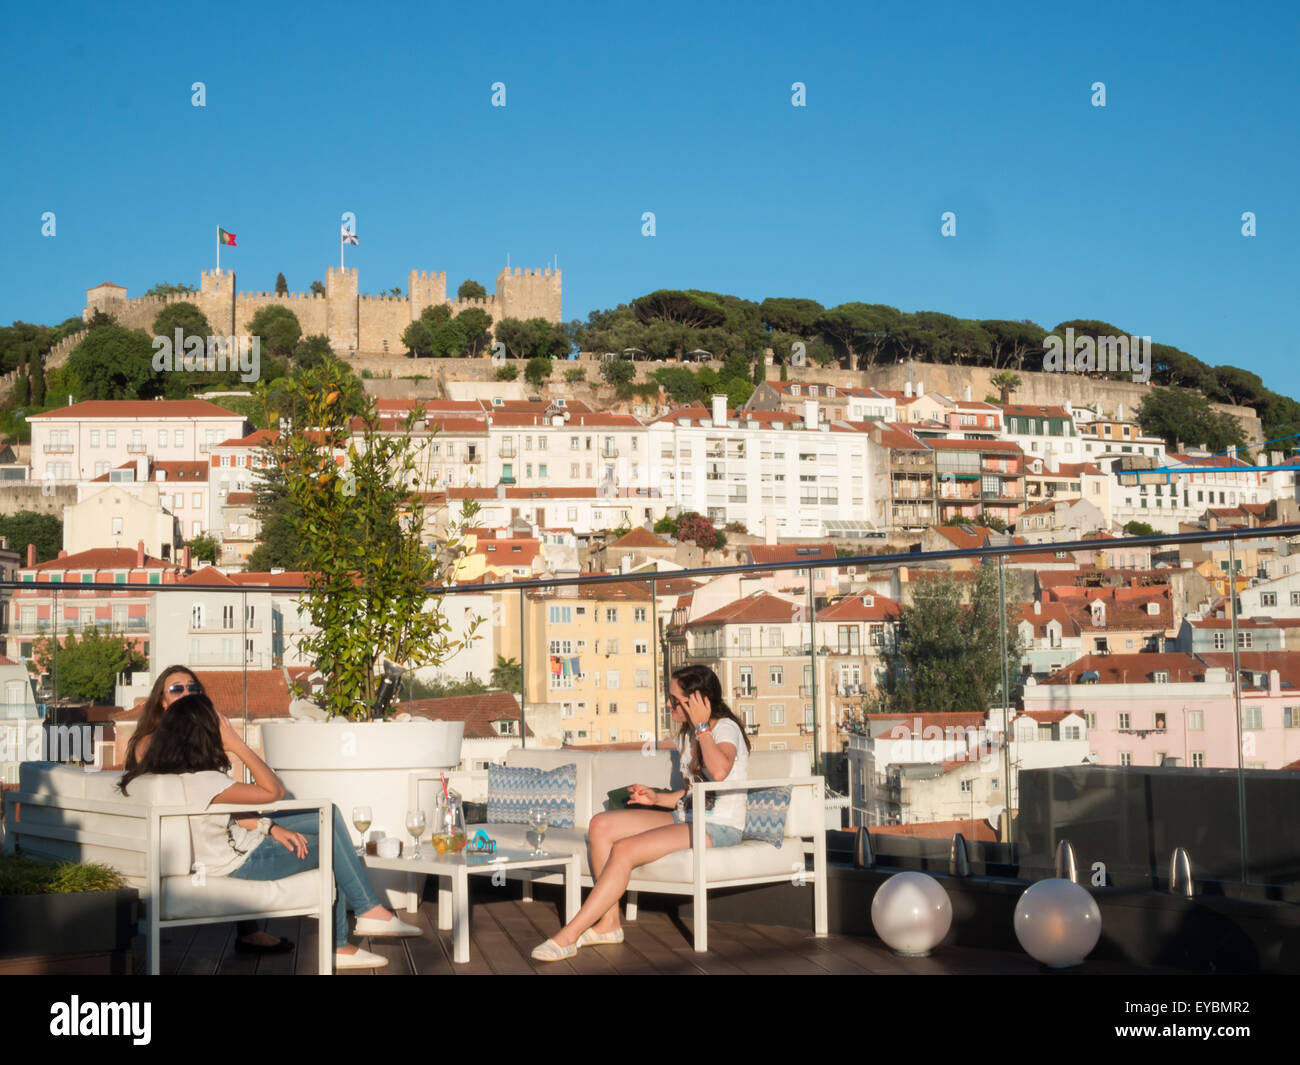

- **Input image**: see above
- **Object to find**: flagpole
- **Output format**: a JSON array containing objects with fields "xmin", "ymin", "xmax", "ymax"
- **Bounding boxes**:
[
  {"xmin": 216, "ymin": 225, "xmax": 220, "ymax": 275},
  {"xmin": 340, "ymin": 228, "xmax": 344, "ymax": 271}
]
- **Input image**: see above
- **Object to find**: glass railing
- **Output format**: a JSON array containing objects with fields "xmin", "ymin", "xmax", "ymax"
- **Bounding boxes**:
[{"xmin": 3, "ymin": 521, "xmax": 1299, "ymax": 899}]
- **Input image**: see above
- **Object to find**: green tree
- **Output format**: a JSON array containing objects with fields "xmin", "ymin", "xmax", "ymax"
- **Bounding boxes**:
[
  {"xmin": 34, "ymin": 629, "xmax": 147, "ymax": 704},
  {"xmin": 600, "ymin": 358, "xmax": 635, "ymax": 387},
  {"xmin": 293, "ymin": 334, "xmax": 334, "ymax": 370},
  {"xmin": 524, "ymin": 356, "xmax": 553, "ymax": 388},
  {"xmin": 247, "ymin": 306, "xmax": 302, "ymax": 359},
  {"xmin": 494, "ymin": 318, "xmax": 533, "ymax": 359},
  {"xmin": 457, "ymin": 280, "xmax": 487, "ymax": 300},
  {"xmin": 152, "ymin": 301, "xmax": 211, "ymax": 346},
  {"xmin": 990, "ymin": 370, "xmax": 1022, "ymax": 404},
  {"xmin": 881, "ymin": 562, "xmax": 1024, "ymax": 714},
  {"xmin": 429, "ymin": 319, "xmax": 469, "ymax": 358},
  {"xmin": 1138, "ymin": 387, "xmax": 1245, "ymax": 452},
  {"xmin": 490, "ymin": 655, "xmax": 522, "ymax": 694},
  {"xmin": 264, "ymin": 357, "xmax": 481, "ymax": 718},
  {"xmin": 455, "ymin": 307, "xmax": 493, "ymax": 357},
  {"xmin": 310, "ymin": 280, "xmax": 325, "ymax": 296},
  {"xmin": 30, "ymin": 348, "xmax": 46, "ymax": 406},
  {"xmin": 0, "ymin": 512, "xmax": 62, "ymax": 563},
  {"xmin": 653, "ymin": 514, "xmax": 679, "ymax": 536},
  {"xmin": 495, "ymin": 365, "xmax": 519, "ymax": 381},
  {"xmin": 407, "ymin": 673, "xmax": 489, "ymax": 700},
  {"xmin": 275, "ymin": 273, "xmax": 288, "ymax": 295},
  {"xmin": 186, "ymin": 532, "xmax": 220, "ymax": 564},
  {"xmin": 66, "ymin": 326, "xmax": 155, "ymax": 400},
  {"xmin": 1123, "ymin": 521, "xmax": 1157, "ymax": 536},
  {"xmin": 145, "ymin": 282, "xmax": 197, "ymax": 297},
  {"xmin": 402, "ymin": 320, "xmax": 433, "ymax": 358}
]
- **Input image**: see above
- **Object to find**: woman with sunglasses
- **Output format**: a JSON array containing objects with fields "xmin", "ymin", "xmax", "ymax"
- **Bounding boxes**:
[
  {"xmin": 124, "ymin": 667, "xmax": 291, "ymax": 955},
  {"xmin": 531, "ymin": 663, "xmax": 751, "ymax": 961},
  {"xmin": 120, "ymin": 692, "xmax": 419, "ymax": 970}
]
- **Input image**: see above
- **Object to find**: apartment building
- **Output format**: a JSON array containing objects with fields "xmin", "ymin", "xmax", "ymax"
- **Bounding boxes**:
[
  {"xmin": 999, "ymin": 404, "xmax": 1081, "ymax": 463},
  {"xmin": 648, "ymin": 396, "xmax": 883, "ymax": 538},
  {"xmin": 524, "ymin": 581, "xmax": 659, "ymax": 747},
  {"xmin": 151, "ymin": 567, "xmax": 277, "ymax": 669},
  {"xmin": 63, "ymin": 483, "xmax": 177, "ymax": 558},
  {"xmin": 29, "ymin": 400, "xmax": 247, "ymax": 484},
  {"xmin": 1014, "ymin": 497, "xmax": 1107, "ymax": 543},
  {"xmin": 1023, "ymin": 457, "xmax": 1110, "ymax": 517},
  {"xmin": 747, "ymin": 380, "xmax": 900, "ymax": 423},
  {"xmin": 813, "ymin": 591, "xmax": 902, "ymax": 733},
  {"xmin": 928, "ymin": 438, "xmax": 1025, "ymax": 527}
]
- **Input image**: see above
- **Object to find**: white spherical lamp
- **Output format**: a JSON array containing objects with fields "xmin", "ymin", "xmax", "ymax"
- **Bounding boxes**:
[
  {"xmin": 1014, "ymin": 878, "xmax": 1102, "ymax": 968},
  {"xmin": 870, "ymin": 871, "xmax": 952, "ymax": 957}
]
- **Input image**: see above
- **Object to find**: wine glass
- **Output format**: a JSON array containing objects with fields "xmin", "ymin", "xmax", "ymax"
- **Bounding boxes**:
[
  {"xmin": 405, "ymin": 809, "xmax": 427, "ymax": 860},
  {"xmin": 351, "ymin": 806, "xmax": 372, "ymax": 857},
  {"xmin": 528, "ymin": 809, "xmax": 550, "ymax": 857}
]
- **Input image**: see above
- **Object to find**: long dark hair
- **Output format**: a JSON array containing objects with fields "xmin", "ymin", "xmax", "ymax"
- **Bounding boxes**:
[
  {"xmin": 119, "ymin": 694, "xmax": 229, "ymax": 795},
  {"xmin": 672, "ymin": 664, "xmax": 751, "ymax": 783},
  {"xmin": 124, "ymin": 666, "xmax": 203, "ymax": 771}
]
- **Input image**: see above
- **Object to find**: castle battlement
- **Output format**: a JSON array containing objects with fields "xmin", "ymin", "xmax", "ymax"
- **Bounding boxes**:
[{"xmin": 85, "ymin": 258, "xmax": 559, "ymax": 357}]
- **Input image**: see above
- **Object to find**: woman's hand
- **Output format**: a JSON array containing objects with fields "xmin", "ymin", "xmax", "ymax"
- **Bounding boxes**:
[
  {"xmin": 683, "ymin": 691, "xmax": 712, "ymax": 728},
  {"xmin": 215, "ymin": 713, "xmax": 241, "ymax": 751},
  {"xmin": 269, "ymin": 824, "xmax": 308, "ymax": 859},
  {"xmin": 627, "ymin": 784, "xmax": 659, "ymax": 807}
]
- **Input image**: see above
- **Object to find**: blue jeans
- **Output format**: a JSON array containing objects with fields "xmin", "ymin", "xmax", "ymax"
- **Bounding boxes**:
[{"xmin": 228, "ymin": 805, "xmax": 382, "ymax": 948}]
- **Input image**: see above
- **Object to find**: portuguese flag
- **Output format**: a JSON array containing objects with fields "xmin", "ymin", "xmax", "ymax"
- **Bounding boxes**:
[{"xmin": 218, "ymin": 228, "xmax": 237, "ymax": 246}]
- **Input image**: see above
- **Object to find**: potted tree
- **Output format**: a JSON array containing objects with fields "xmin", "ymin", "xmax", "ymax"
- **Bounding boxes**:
[
  {"xmin": 256, "ymin": 358, "xmax": 482, "ymax": 886},
  {"xmin": 0, "ymin": 853, "xmax": 137, "ymax": 974}
]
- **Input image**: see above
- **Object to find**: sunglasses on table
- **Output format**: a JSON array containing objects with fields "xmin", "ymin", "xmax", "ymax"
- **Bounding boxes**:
[{"xmin": 167, "ymin": 683, "xmax": 203, "ymax": 694}]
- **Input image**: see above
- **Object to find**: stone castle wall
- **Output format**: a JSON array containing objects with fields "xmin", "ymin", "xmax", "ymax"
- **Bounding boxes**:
[{"xmin": 84, "ymin": 264, "xmax": 562, "ymax": 358}]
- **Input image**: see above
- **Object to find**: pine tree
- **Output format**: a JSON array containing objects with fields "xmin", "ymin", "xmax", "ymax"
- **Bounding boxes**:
[
  {"xmin": 275, "ymin": 272, "xmax": 288, "ymax": 295},
  {"xmin": 30, "ymin": 350, "xmax": 45, "ymax": 406}
]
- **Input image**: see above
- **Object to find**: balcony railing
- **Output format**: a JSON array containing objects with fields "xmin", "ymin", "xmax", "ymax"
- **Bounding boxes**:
[
  {"xmin": 2, "ymin": 520, "xmax": 1296, "ymax": 902},
  {"xmin": 42, "ymin": 444, "xmax": 74, "ymax": 454}
]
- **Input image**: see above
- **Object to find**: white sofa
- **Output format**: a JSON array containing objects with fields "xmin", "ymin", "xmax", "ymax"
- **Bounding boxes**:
[
  {"xmin": 414, "ymin": 746, "xmax": 828, "ymax": 952},
  {"xmin": 3, "ymin": 762, "xmax": 335, "ymax": 975}
]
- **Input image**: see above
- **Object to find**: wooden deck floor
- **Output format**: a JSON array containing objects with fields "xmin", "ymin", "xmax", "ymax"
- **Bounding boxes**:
[{"xmin": 131, "ymin": 885, "xmax": 1156, "ymax": 976}]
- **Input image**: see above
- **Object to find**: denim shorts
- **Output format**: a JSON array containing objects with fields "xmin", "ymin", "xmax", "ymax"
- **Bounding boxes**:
[{"xmin": 673, "ymin": 807, "xmax": 742, "ymax": 848}]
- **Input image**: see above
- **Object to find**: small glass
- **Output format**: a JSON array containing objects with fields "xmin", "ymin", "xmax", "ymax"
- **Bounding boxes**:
[
  {"xmin": 351, "ymin": 806, "xmax": 372, "ymax": 857},
  {"xmin": 405, "ymin": 809, "xmax": 427, "ymax": 860},
  {"xmin": 528, "ymin": 809, "xmax": 550, "ymax": 857}
]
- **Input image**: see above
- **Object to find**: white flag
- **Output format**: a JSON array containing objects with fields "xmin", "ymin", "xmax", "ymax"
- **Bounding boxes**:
[{"xmin": 341, "ymin": 225, "xmax": 358, "ymax": 246}]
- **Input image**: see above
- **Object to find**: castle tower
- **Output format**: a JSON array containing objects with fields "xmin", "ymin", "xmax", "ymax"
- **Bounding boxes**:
[
  {"xmin": 408, "ymin": 269, "xmax": 448, "ymax": 322},
  {"xmin": 326, "ymin": 266, "xmax": 359, "ymax": 353},
  {"xmin": 200, "ymin": 269, "xmax": 236, "ymax": 335},
  {"xmin": 494, "ymin": 266, "xmax": 562, "ymax": 324}
]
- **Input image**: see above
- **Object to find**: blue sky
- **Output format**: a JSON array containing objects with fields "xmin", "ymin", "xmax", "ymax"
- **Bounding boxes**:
[{"xmin": 4, "ymin": 0, "xmax": 1297, "ymax": 392}]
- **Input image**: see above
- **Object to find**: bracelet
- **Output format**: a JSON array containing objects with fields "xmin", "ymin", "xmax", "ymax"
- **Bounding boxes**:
[{"xmin": 695, "ymin": 722, "xmax": 711, "ymax": 735}]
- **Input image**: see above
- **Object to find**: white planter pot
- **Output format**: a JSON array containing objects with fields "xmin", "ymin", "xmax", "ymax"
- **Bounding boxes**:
[{"xmin": 261, "ymin": 719, "xmax": 464, "ymax": 910}]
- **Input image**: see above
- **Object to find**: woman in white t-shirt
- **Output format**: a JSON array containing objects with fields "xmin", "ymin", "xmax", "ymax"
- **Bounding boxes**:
[
  {"xmin": 532, "ymin": 664, "xmax": 751, "ymax": 961},
  {"xmin": 118, "ymin": 693, "xmax": 420, "ymax": 970}
]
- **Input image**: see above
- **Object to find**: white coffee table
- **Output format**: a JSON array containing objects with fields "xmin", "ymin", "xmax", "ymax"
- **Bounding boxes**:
[{"xmin": 365, "ymin": 847, "xmax": 581, "ymax": 963}]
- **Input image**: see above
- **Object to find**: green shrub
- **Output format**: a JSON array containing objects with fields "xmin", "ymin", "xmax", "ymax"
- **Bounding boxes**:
[{"xmin": 0, "ymin": 853, "xmax": 127, "ymax": 895}]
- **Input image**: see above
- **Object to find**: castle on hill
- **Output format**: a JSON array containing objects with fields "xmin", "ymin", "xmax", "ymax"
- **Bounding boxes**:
[{"xmin": 83, "ymin": 264, "xmax": 562, "ymax": 357}]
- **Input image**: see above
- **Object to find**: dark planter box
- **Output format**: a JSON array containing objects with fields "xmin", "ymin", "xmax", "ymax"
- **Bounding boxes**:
[{"xmin": 0, "ymin": 888, "xmax": 138, "ymax": 974}]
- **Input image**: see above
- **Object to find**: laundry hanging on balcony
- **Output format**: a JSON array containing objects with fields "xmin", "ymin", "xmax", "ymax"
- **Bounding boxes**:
[{"xmin": 550, "ymin": 656, "xmax": 581, "ymax": 677}]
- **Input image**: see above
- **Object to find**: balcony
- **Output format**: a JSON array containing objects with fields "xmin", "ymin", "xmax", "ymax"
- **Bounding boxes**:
[
  {"xmin": 128, "ymin": 442, "xmax": 148, "ymax": 453},
  {"xmin": 42, "ymin": 444, "xmax": 74, "ymax": 454}
]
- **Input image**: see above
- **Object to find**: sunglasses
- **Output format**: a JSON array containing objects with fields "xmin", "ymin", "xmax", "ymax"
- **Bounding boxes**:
[{"xmin": 167, "ymin": 683, "xmax": 203, "ymax": 694}]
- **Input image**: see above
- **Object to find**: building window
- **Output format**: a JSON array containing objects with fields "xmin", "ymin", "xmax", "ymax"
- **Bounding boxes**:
[
  {"xmin": 634, "ymin": 640, "xmax": 648, "ymax": 655},
  {"xmin": 605, "ymin": 608, "xmax": 618, "ymax": 623},
  {"xmin": 1117, "ymin": 712, "xmax": 1130, "ymax": 731},
  {"xmin": 1283, "ymin": 707, "xmax": 1300, "ymax": 729},
  {"xmin": 1119, "ymin": 752, "xmax": 1132, "ymax": 766},
  {"xmin": 769, "ymin": 667, "xmax": 784, "ymax": 687},
  {"xmin": 960, "ymin": 780, "xmax": 972, "ymax": 793},
  {"xmin": 1237, "ymin": 631, "xmax": 1253, "ymax": 649},
  {"xmin": 634, "ymin": 669, "xmax": 650, "ymax": 688},
  {"xmin": 1188, "ymin": 710, "xmax": 1204, "ymax": 731},
  {"xmin": 634, "ymin": 607, "xmax": 647, "ymax": 623},
  {"xmin": 1242, "ymin": 706, "xmax": 1263, "ymax": 730},
  {"xmin": 607, "ymin": 670, "xmax": 620, "ymax": 690},
  {"xmin": 1191, "ymin": 751, "xmax": 1205, "ymax": 768},
  {"xmin": 769, "ymin": 704, "xmax": 785, "ymax": 725},
  {"xmin": 1212, "ymin": 632, "xmax": 1226, "ymax": 650},
  {"xmin": 1261, "ymin": 592, "xmax": 1277, "ymax": 607},
  {"xmin": 549, "ymin": 606, "xmax": 571, "ymax": 623}
]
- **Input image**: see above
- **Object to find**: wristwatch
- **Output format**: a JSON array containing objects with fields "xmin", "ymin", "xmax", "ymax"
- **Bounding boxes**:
[
  {"xmin": 257, "ymin": 817, "xmax": 273, "ymax": 836},
  {"xmin": 695, "ymin": 722, "xmax": 711, "ymax": 735}
]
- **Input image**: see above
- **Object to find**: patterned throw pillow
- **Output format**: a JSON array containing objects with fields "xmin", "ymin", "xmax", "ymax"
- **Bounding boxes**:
[
  {"xmin": 742, "ymin": 786, "xmax": 792, "ymax": 845},
  {"xmin": 487, "ymin": 763, "xmax": 577, "ymax": 828}
]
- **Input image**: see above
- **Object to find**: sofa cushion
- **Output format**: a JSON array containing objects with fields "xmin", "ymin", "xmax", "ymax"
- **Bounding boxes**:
[
  {"xmin": 742, "ymin": 786, "xmax": 792, "ymax": 845},
  {"xmin": 487, "ymin": 762, "xmax": 577, "ymax": 828},
  {"xmin": 630, "ymin": 838, "xmax": 802, "ymax": 883},
  {"xmin": 161, "ymin": 869, "xmax": 325, "ymax": 921},
  {"xmin": 749, "ymin": 750, "xmax": 818, "ymax": 837},
  {"xmin": 588, "ymin": 750, "xmax": 679, "ymax": 811},
  {"xmin": 505, "ymin": 750, "xmax": 595, "ymax": 827}
]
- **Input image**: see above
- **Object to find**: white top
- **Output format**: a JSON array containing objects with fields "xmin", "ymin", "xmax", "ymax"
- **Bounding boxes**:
[
  {"xmin": 678, "ymin": 717, "xmax": 749, "ymax": 833},
  {"xmin": 179, "ymin": 771, "xmax": 261, "ymax": 878}
]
